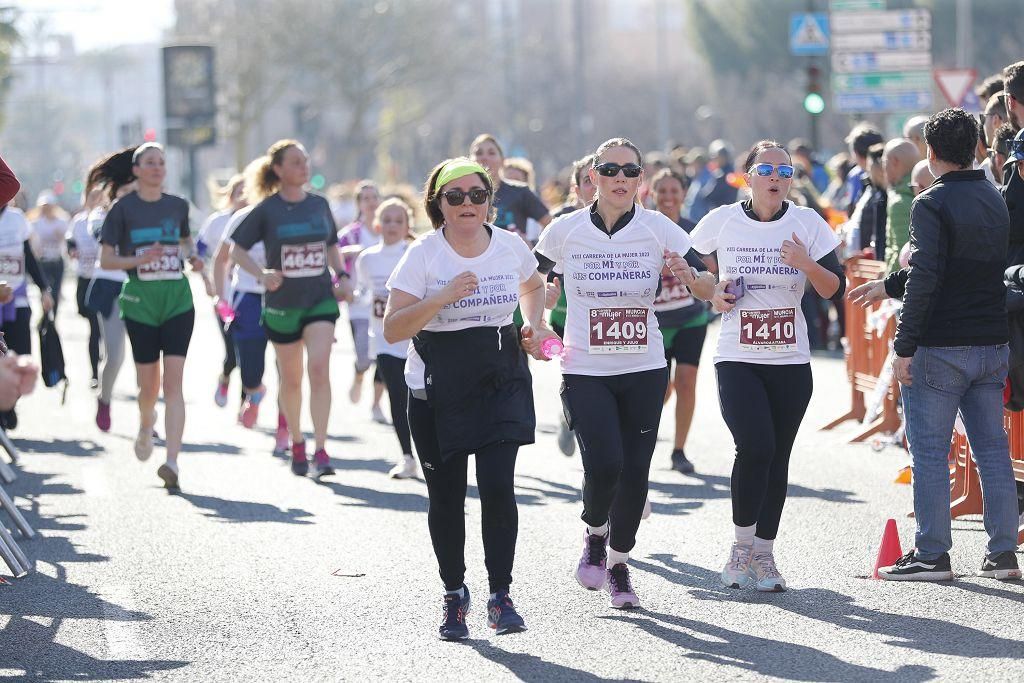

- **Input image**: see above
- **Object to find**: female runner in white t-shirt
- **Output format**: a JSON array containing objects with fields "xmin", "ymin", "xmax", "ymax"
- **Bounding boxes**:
[
  {"xmin": 384, "ymin": 158, "xmax": 552, "ymax": 641},
  {"xmin": 534, "ymin": 138, "xmax": 714, "ymax": 610},
  {"xmin": 690, "ymin": 140, "xmax": 846, "ymax": 592}
]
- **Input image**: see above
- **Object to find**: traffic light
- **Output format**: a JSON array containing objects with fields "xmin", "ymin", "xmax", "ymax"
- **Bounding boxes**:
[{"xmin": 804, "ymin": 65, "xmax": 825, "ymax": 115}]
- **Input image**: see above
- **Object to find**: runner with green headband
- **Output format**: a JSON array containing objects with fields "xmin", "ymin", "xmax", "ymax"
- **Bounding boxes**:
[
  {"xmin": 99, "ymin": 142, "xmax": 201, "ymax": 491},
  {"xmin": 231, "ymin": 139, "xmax": 353, "ymax": 479}
]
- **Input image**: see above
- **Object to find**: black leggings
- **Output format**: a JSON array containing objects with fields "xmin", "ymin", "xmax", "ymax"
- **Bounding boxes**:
[
  {"xmin": 561, "ymin": 367, "xmax": 669, "ymax": 554},
  {"xmin": 215, "ymin": 305, "xmax": 237, "ymax": 378},
  {"xmin": 408, "ymin": 394, "xmax": 519, "ymax": 594},
  {"xmin": 716, "ymin": 362, "xmax": 813, "ymax": 540},
  {"xmin": 376, "ymin": 353, "xmax": 411, "ymax": 455},
  {"xmin": 234, "ymin": 335, "xmax": 267, "ymax": 390},
  {"xmin": 76, "ymin": 277, "xmax": 101, "ymax": 379},
  {"xmin": 1, "ymin": 306, "xmax": 31, "ymax": 356}
]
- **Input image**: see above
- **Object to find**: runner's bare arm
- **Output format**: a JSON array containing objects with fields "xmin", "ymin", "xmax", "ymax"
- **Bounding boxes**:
[{"xmin": 99, "ymin": 243, "xmax": 161, "ymax": 271}]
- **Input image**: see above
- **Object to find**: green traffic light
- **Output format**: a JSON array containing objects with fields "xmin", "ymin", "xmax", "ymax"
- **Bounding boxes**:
[{"xmin": 803, "ymin": 93, "xmax": 825, "ymax": 115}]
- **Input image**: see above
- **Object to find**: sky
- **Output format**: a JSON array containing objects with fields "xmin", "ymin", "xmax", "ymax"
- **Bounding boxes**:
[{"xmin": 14, "ymin": 0, "xmax": 175, "ymax": 52}]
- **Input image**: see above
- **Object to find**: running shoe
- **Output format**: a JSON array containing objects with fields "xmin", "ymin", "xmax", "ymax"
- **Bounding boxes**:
[
  {"xmin": 371, "ymin": 405, "xmax": 389, "ymax": 424},
  {"xmin": 214, "ymin": 376, "xmax": 229, "ymax": 408},
  {"xmin": 89, "ymin": 377, "xmax": 99, "ymax": 390},
  {"xmin": 313, "ymin": 448, "xmax": 335, "ymax": 479},
  {"xmin": 605, "ymin": 563, "xmax": 640, "ymax": 609},
  {"xmin": 751, "ymin": 551, "xmax": 787, "ymax": 592},
  {"xmin": 290, "ymin": 442, "xmax": 309, "ymax": 476},
  {"xmin": 239, "ymin": 387, "xmax": 265, "ymax": 429},
  {"xmin": 389, "ymin": 454, "xmax": 418, "ymax": 479},
  {"xmin": 157, "ymin": 462, "xmax": 179, "ymax": 491},
  {"xmin": 977, "ymin": 551, "xmax": 1022, "ymax": 581},
  {"xmin": 134, "ymin": 428, "xmax": 154, "ymax": 462},
  {"xmin": 670, "ymin": 448, "xmax": 695, "ymax": 474},
  {"xmin": 487, "ymin": 591, "xmax": 527, "ymax": 635},
  {"xmin": 877, "ymin": 550, "xmax": 954, "ymax": 581},
  {"xmin": 721, "ymin": 542, "xmax": 756, "ymax": 589},
  {"xmin": 557, "ymin": 415, "xmax": 576, "ymax": 456},
  {"xmin": 96, "ymin": 399, "xmax": 111, "ymax": 432},
  {"xmin": 574, "ymin": 529, "xmax": 608, "ymax": 590},
  {"xmin": 439, "ymin": 586, "xmax": 471, "ymax": 641},
  {"xmin": 274, "ymin": 427, "xmax": 290, "ymax": 457}
]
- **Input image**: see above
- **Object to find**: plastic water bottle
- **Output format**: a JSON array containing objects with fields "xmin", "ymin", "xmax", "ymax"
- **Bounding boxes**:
[
  {"xmin": 215, "ymin": 299, "xmax": 235, "ymax": 324},
  {"xmin": 541, "ymin": 337, "xmax": 564, "ymax": 360}
]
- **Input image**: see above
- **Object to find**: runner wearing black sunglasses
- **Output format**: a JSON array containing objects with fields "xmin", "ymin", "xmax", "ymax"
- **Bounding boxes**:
[
  {"xmin": 691, "ymin": 140, "xmax": 845, "ymax": 592},
  {"xmin": 534, "ymin": 137, "xmax": 716, "ymax": 610}
]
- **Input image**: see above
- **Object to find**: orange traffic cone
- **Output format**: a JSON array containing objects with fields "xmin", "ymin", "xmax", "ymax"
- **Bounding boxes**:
[
  {"xmin": 873, "ymin": 518, "xmax": 904, "ymax": 579},
  {"xmin": 894, "ymin": 466, "xmax": 912, "ymax": 485}
]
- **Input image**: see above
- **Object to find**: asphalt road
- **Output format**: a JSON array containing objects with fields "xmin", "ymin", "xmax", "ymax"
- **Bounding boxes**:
[{"xmin": 1, "ymin": 278, "xmax": 1022, "ymax": 682}]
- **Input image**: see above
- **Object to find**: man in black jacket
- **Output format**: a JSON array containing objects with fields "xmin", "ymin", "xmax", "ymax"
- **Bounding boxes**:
[{"xmin": 850, "ymin": 108, "xmax": 1022, "ymax": 582}]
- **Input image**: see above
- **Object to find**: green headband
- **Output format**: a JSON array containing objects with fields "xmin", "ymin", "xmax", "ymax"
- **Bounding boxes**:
[{"xmin": 434, "ymin": 160, "xmax": 489, "ymax": 194}]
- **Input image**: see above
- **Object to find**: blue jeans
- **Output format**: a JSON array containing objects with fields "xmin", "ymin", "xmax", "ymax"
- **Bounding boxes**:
[{"xmin": 901, "ymin": 344, "xmax": 1019, "ymax": 560}]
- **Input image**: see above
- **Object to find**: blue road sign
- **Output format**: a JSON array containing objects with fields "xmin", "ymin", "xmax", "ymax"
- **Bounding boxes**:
[{"xmin": 790, "ymin": 13, "xmax": 830, "ymax": 56}]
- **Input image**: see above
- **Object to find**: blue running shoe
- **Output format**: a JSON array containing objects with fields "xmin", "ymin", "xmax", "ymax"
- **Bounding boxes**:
[
  {"xmin": 439, "ymin": 586, "xmax": 470, "ymax": 641},
  {"xmin": 487, "ymin": 591, "xmax": 527, "ymax": 635}
]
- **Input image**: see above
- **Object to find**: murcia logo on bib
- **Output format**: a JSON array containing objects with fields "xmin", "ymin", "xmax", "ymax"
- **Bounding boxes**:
[{"xmin": 589, "ymin": 307, "xmax": 648, "ymax": 354}]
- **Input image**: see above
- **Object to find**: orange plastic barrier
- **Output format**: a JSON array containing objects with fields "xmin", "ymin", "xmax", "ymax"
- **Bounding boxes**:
[
  {"xmin": 948, "ymin": 410, "xmax": 1024, "ymax": 545},
  {"xmin": 822, "ymin": 257, "xmax": 902, "ymax": 443}
]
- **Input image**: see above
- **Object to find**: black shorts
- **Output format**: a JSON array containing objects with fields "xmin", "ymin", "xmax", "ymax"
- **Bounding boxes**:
[
  {"xmin": 124, "ymin": 308, "xmax": 195, "ymax": 364},
  {"xmin": 664, "ymin": 324, "xmax": 707, "ymax": 368}
]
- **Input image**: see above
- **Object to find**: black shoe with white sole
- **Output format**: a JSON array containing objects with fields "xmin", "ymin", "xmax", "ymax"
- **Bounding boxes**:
[
  {"xmin": 978, "ymin": 551, "xmax": 1022, "ymax": 581},
  {"xmin": 877, "ymin": 550, "xmax": 954, "ymax": 581}
]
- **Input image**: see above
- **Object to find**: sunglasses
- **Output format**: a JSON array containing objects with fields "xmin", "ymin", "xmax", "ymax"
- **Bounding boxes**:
[
  {"xmin": 750, "ymin": 163, "xmax": 795, "ymax": 179},
  {"xmin": 439, "ymin": 188, "xmax": 490, "ymax": 206},
  {"xmin": 594, "ymin": 162, "xmax": 643, "ymax": 178}
]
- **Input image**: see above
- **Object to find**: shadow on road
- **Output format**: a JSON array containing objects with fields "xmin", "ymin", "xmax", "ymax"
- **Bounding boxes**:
[
  {"xmin": 316, "ymin": 479, "xmax": 430, "ymax": 512},
  {"xmin": 0, "ymin": 470, "xmax": 190, "ymax": 679},
  {"xmin": 469, "ymin": 640, "xmax": 610, "ymax": 682},
  {"xmin": 634, "ymin": 553, "xmax": 1020, "ymax": 662},
  {"xmin": 599, "ymin": 609, "xmax": 933, "ymax": 681},
  {"xmin": 171, "ymin": 492, "xmax": 314, "ymax": 525},
  {"xmin": 12, "ymin": 437, "xmax": 104, "ymax": 458}
]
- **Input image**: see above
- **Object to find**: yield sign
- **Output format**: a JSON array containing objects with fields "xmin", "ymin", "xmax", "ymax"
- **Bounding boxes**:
[{"xmin": 933, "ymin": 68, "xmax": 977, "ymax": 107}]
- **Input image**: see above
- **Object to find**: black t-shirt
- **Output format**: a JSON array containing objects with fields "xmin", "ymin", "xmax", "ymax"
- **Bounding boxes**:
[
  {"xmin": 1002, "ymin": 128, "xmax": 1024, "ymax": 266},
  {"xmin": 493, "ymin": 180, "xmax": 548, "ymax": 236},
  {"xmin": 99, "ymin": 191, "xmax": 190, "ymax": 280}
]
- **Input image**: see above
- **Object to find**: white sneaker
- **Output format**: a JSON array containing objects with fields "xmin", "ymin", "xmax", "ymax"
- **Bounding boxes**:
[
  {"xmin": 389, "ymin": 454, "xmax": 418, "ymax": 479},
  {"xmin": 721, "ymin": 542, "xmax": 755, "ymax": 589},
  {"xmin": 134, "ymin": 429, "xmax": 154, "ymax": 461},
  {"xmin": 751, "ymin": 551, "xmax": 787, "ymax": 592},
  {"xmin": 371, "ymin": 405, "xmax": 389, "ymax": 424}
]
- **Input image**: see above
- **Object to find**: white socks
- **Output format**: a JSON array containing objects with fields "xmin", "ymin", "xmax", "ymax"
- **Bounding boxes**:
[
  {"xmin": 587, "ymin": 522, "xmax": 609, "ymax": 537},
  {"xmin": 753, "ymin": 536, "xmax": 774, "ymax": 554},
  {"xmin": 734, "ymin": 523, "xmax": 756, "ymax": 546},
  {"xmin": 607, "ymin": 548, "xmax": 629, "ymax": 567},
  {"xmin": 445, "ymin": 586, "xmax": 466, "ymax": 598}
]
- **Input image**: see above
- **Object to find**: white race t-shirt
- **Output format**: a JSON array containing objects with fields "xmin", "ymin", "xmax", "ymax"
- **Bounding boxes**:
[
  {"xmin": 0, "ymin": 207, "xmax": 31, "ymax": 303},
  {"xmin": 387, "ymin": 225, "xmax": 537, "ymax": 390},
  {"xmin": 88, "ymin": 207, "xmax": 127, "ymax": 284},
  {"xmin": 356, "ymin": 240, "xmax": 411, "ymax": 359},
  {"xmin": 69, "ymin": 211, "xmax": 98, "ymax": 279},
  {"xmin": 222, "ymin": 205, "xmax": 266, "ymax": 296},
  {"xmin": 690, "ymin": 202, "xmax": 840, "ymax": 365},
  {"xmin": 31, "ymin": 215, "xmax": 67, "ymax": 261},
  {"xmin": 339, "ymin": 221, "xmax": 381, "ymax": 320},
  {"xmin": 199, "ymin": 209, "xmax": 235, "ymax": 299},
  {"xmin": 534, "ymin": 205, "xmax": 693, "ymax": 376}
]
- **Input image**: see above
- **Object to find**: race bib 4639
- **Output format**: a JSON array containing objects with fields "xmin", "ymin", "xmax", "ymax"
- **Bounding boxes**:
[{"xmin": 135, "ymin": 245, "xmax": 182, "ymax": 281}]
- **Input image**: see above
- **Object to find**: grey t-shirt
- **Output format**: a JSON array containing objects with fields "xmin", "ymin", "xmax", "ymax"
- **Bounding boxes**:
[
  {"xmin": 230, "ymin": 192, "xmax": 338, "ymax": 309},
  {"xmin": 99, "ymin": 192, "xmax": 190, "ymax": 280}
]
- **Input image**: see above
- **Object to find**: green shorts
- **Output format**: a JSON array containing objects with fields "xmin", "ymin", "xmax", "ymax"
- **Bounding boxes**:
[
  {"xmin": 261, "ymin": 297, "xmax": 339, "ymax": 344},
  {"xmin": 119, "ymin": 277, "xmax": 194, "ymax": 327}
]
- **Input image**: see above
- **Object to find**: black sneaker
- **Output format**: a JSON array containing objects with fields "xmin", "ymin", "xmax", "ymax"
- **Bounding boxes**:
[
  {"xmin": 439, "ymin": 586, "xmax": 470, "ymax": 641},
  {"xmin": 878, "ymin": 550, "xmax": 954, "ymax": 581},
  {"xmin": 978, "ymin": 551, "xmax": 1022, "ymax": 581},
  {"xmin": 670, "ymin": 449, "xmax": 694, "ymax": 474},
  {"xmin": 487, "ymin": 590, "xmax": 527, "ymax": 635}
]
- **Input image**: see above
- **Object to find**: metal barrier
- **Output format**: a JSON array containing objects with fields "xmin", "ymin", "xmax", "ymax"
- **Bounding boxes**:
[
  {"xmin": 0, "ymin": 483, "xmax": 29, "ymax": 577},
  {"xmin": 0, "ymin": 426, "xmax": 18, "ymax": 483},
  {"xmin": 822, "ymin": 257, "xmax": 902, "ymax": 443}
]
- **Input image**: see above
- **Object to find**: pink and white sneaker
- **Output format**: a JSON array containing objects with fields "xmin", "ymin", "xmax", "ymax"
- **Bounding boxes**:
[
  {"xmin": 605, "ymin": 563, "xmax": 640, "ymax": 609},
  {"xmin": 574, "ymin": 530, "xmax": 608, "ymax": 590}
]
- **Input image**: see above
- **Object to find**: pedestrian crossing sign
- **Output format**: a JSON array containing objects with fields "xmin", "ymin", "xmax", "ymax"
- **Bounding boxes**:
[{"xmin": 790, "ymin": 13, "xmax": 830, "ymax": 56}]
